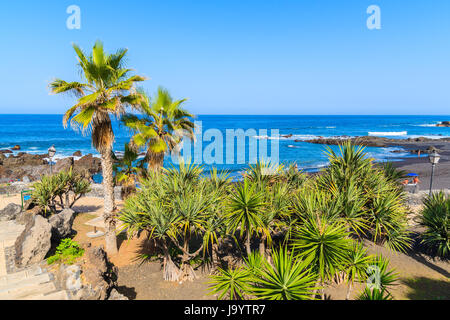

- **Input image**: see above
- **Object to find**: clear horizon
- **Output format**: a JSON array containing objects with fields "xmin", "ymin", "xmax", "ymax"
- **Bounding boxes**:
[{"xmin": 0, "ymin": 0, "xmax": 449, "ymax": 115}]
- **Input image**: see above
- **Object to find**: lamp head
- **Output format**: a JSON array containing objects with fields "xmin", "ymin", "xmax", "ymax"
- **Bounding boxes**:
[
  {"xmin": 48, "ymin": 145, "xmax": 56, "ymax": 158},
  {"xmin": 428, "ymin": 152, "xmax": 441, "ymax": 165}
]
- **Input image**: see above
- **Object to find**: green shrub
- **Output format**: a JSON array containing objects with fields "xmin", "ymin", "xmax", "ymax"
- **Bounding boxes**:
[
  {"xmin": 208, "ymin": 248, "xmax": 318, "ymax": 300},
  {"xmin": 419, "ymin": 192, "xmax": 449, "ymax": 259},
  {"xmin": 47, "ymin": 238, "xmax": 84, "ymax": 265},
  {"xmin": 32, "ymin": 168, "xmax": 91, "ymax": 215}
]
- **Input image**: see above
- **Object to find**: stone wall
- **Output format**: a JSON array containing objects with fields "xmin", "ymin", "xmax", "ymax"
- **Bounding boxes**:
[{"xmin": 85, "ymin": 184, "xmax": 123, "ymax": 201}]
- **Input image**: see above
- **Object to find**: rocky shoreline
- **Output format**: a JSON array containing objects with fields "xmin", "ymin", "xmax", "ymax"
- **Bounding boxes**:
[
  {"xmin": 436, "ymin": 121, "xmax": 450, "ymax": 127},
  {"xmin": 300, "ymin": 135, "xmax": 450, "ymax": 155},
  {"xmin": 1, "ymin": 136, "xmax": 450, "ymax": 184},
  {"xmin": 0, "ymin": 149, "xmax": 101, "ymax": 183}
]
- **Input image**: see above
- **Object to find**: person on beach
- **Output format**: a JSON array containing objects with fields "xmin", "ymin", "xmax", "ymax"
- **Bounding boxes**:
[{"xmin": 413, "ymin": 176, "xmax": 420, "ymax": 193}]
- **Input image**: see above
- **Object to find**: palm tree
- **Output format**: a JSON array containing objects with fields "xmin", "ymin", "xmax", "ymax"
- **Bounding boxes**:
[
  {"xmin": 113, "ymin": 143, "xmax": 141, "ymax": 198},
  {"xmin": 122, "ymin": 87, "xmax": 195, "ymax": 172},
  {"xmin": 50, "ymin": 41, "xmax": 147, "ymax": 254}
]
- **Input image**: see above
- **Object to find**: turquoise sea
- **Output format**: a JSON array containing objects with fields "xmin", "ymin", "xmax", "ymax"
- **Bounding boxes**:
[{"xmin": 1, "ymin": 115, "xmax": 449, "ymax": 179}]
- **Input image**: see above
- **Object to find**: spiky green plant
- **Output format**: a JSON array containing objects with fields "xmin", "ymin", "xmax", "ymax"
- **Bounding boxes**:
[
  {"xmin": 316, "ymin": 142, "xmax": 412, "ymax": 252},
  {"xmin": 365, "ymin": 255, "xmax": 398, "ymax": 292},
  {"xmin": 280, "ymin": 162, "xmax": 308, "ymax": 191},
  {"xmin": 208, "ymin": 267, "xmax": 249, "ymax": 300},
  {"xmin": 379, "ymin": 161, "xmax": 407, "ymax": 184},
  {"xmin": 419, "ymin": 192, "xmax": 449, "ymax": 259},
  {"xmin": 344, "ymin": 242, "xmax": 373, "ymax": 299},
  {"xmin": 113, "ymin": 142, "xmax": 140, "ymax": 187},
  {"xmin": 246, "ymin": 248, "xmax": 318, "ymax": 300},
  {"xmin": 358, "ymin": 255, "xmax": 398, "ymax": 300},
  {"xmin": 226, "ymin": 180, "xmax": 266, "ymax": 256},
  {"xmin": 291, "ymin": 214, "xmax": 351, "ymax": 299},
  {"xmin": 245, "ymin": 160, "xmax": 283, "ymax": 189},
  {"xmin": 208, "ymin": 249, "xmax": 318, "ymax": 300},
  {"xmin": 119, "ymin": 163, "xmax": 222, "ymax": 281},
  {"xmin": 31, "ymin": 169, "xmax": 91, "ymax": 215},
  {"xmin": 357, "ymin": 287, "xmax": 393, "ymax": 300}
]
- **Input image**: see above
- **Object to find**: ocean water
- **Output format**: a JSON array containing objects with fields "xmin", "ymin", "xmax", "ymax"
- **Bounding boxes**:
[{"xmin": 0, "ymin": 115, "xmax": 449, "ymax": 179}]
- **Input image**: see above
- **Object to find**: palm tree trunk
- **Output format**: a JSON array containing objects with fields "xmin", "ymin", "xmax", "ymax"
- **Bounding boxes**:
[
  {"xmin": 102, "ymin": 147, "xmax": 118, "ymax": 255},
  {"xmin": 147, "ymin": 151, "xmax": 165, "ymax": 172}
]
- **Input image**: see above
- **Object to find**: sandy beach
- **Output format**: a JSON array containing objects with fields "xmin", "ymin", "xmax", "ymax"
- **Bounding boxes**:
[{"xmin": 392, "ymin": 140, "xmax": 450, "ymax": 191}]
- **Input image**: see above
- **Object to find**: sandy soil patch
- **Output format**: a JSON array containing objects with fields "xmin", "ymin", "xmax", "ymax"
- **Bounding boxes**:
[{"xmin": 0, "ymin": 194, "xmax": 21, "ymax": 210}]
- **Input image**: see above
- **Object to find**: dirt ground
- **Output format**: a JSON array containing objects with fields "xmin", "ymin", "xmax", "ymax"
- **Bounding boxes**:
[
  {"xmin": 325, "ymin": 238, "xmax": 449, "ymax": 300},
  {"xmin": 111, "ymin": 234, "xmax": 449, "ymax": 300}
]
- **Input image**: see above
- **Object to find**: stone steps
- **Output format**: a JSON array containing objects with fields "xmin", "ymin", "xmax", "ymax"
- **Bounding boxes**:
[
  {"xmin": 0, "ymin": 220, "xmax": 70, "ymax": 300},
  {"xmin": 0, "ymin": 266, "xmax": 43, "ymax": 286},
  {"xmin": 0, "ymin": 281, "xmax": 56, "ymax": 300},
  {"xmin": 0, "ymin": 220, "xmax": 25, "ymax": 276},
  {"xmin": 0, "ymin": 272, "xmax": 51, "ymax": 292},
  {"xmin": 23, "ymin": 290, "xmax": 69, "ymax": 300}
]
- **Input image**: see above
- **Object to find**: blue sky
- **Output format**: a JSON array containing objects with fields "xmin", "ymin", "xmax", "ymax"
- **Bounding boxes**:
[{"xmin": 0, "ymin": 0, "xmax": 449, "ymax": 115}]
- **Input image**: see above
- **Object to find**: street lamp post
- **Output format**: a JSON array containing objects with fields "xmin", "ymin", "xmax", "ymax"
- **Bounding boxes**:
[
  {"xmin": 428, "ymin": 151, "xmax": 441, "ymax": 196},
  {"xmin": 48, "ymin": 145, "xmax": 56, "ymax": 174}
]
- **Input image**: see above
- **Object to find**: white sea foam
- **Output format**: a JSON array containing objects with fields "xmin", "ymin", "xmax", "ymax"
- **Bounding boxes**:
[
  {"xmin": 414, "ymin": 123, "xmax": 440, "ymax": 127},
  {"xmin": 368, "ymin": 131, "xmax": 408, "ymax": 136},
  {"xmin": 253, "ymin": 134, "xmax": 338, "ymax": 141}
]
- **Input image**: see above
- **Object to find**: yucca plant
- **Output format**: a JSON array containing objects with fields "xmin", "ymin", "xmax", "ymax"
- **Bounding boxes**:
[
  {"xmin": 318, "ymin": 142, "xmax": 412, "ymax": 252},
  {"xmin": 291, "ymin": 214, "xmax": 351, "ymax": 299},
  {"xmin": 226, "ymin": 180, "xmax": 266, "ymax": 256},
  {"xmin": 202, "ymin": 172, "xmax": 230, "ymax": 269},
  {"xmin": 419, "ymin": 192, "xmax": 449, "ymax": 259},
  {"xmin": 365, "ymin": 184, "xmax": 412, "ymax": 252},
  {"xmin": 208, "ymin": 249, "xmax": 318, "ymax": 300},
  {"xmin": 344, "ymin": 242, "xmax": 373, "ymax": 299},
  {"xmin": 379, "ymin": 161, "xmax": 407, "ymax": 184},
  {"xmin": 31, "ymin": 175, "xmax": 59, "ymax": 215},
  {"xmin": 119, "ymin": 164, "xmax": 222, "ymax": 281},
  {"xmin": 171, "ymin": 183, "xmax": 217, "ymax": 280},
  {"xmin": 246, "ymin": 248, "xmax": 318, "ymax": 300},
  {"xmin": 31, "ymin": 169, "xmax": 91, "ymax": 215},
  {"xmin": 280, "ymin": 162, "xmax": 308, "ymax": 191},
  {"xmin": 358, "ymin": 255, "xmax": 398, "ymax": 300},
  {"xmin": 208, "ymin": 267, "xmax": 249, "ymax": 300},
  {"xmin": 119, "ymin": 184, "xmax": 182, "ymax": 281},
  {"xmin": 357, "ymin": 287, "xmax": 393, "ymax": 300},
  {"xmin": 366, "ymin": 255, "xmax": 398, "ymax": 291},
  {"xmin": 257, "ymin": 183, "xmax": 290, "ymax": 258},
  {"xmin": 245, "ymin": 160, "xmax": 283, "ymax": 190}
]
